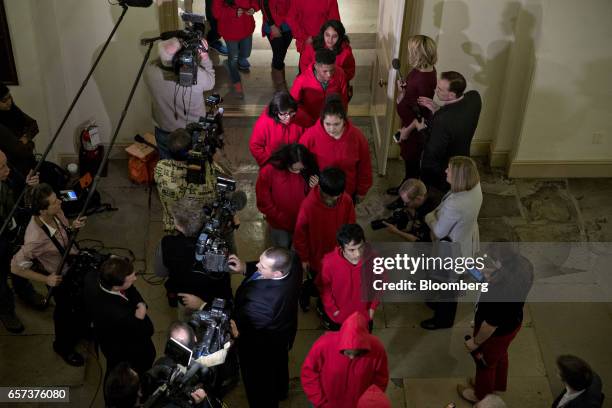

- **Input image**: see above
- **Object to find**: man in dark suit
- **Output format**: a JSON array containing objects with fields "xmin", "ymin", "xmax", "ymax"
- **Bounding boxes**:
[
  {"xmin": 415, "ymin": 71, "xmax": 482, "ymax": 195},
  {"xmin": 85, "ymin": 257, "xmax": 156, "ymax": 380},
  {"xmin": 552, "ymin": 355, "xmax": 604, "ymax": 408},
  {"xmin": 229, "ymin": 247, "xmax": 302, "ymax": 408}
]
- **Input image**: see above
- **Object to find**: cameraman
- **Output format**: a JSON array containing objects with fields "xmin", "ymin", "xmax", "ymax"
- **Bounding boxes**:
[
  {"xmin": 144, "ymin": 37, "xmax": 215, "ymax": 160},
  {"xmin": 154, "ymin": 198, "xmax": 232, "ymax": 314},
  {"xmin": 154, "ymin": 128, "xmax": 218, "ymax": 233},
  {"xmin": 10, "ymin": 183, "xmax": 87, "ymax": 366},
  {"xmin": 383, "ymin": 179, "xmax": 436, "ymax": 242},
  {"xmin": 229, "ymin": 247, "xmax": 301, "ymax": 407}
]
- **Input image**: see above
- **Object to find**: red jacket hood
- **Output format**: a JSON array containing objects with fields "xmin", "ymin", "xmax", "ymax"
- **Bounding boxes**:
[
  {"xmin": 356, "ymin": 385, "xmax": 392, "ymax": 408},
  {"xmin": 337, "ymin": 312, "xmax": 372, "ymax": 352}
]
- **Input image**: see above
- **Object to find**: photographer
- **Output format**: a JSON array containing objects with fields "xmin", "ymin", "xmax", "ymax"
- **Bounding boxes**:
[
  {"xmin": 10, "ymin": 183, "xmax": 87, "ymax": 366},
  {"xmin": 229, "ymin": 247, "xmax": 302, "ymax": 407},
  {"xmin": 154, "ymin": 128, "xmax": 218, "ymax": 233},
  {"xmin": 144, "ymin": 37, "xmax": 215, "ymax": 160},
  {"xmin": 382, "ymin": 179, "xmax": 436, "ymax": 242},
  {"xmin": 154, "ymin": 198, "xmax": 232, "ymax": 314}
]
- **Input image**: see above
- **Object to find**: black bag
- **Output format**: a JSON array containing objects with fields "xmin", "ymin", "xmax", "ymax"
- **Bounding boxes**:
[
  {"xmin": 38, "ymin": 160, "xmax": 70, "ymax": 193},
  {"xmin": 61, "ymin": 179, "xmax": 115, "ymax": 218}
]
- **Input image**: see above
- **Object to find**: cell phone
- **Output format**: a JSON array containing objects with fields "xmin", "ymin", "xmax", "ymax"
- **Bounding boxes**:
[
  {"xmin": 59, "ymin": 190, "xmax": 78, "ymax": 202},
  {"xmin": 468, "ymin": 267, "xmax": 484, "ymax": 282},
  {"xmin": 393, "ymin": 130, "xmax": 401, "ymax": 143}
]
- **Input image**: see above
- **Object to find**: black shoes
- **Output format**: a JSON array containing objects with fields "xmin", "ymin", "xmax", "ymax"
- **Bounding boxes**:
[
  {"xmin": 386, "ymin": 197, "xmax": 404, "ymax": 211},
  {"xmin": 53, "ymin": 342, "xmax": 85, "ymax": 367},
  {"xmin": 420, "ymin": 318, "xmax": 453, "ymax": 331},
  {"xmin": 0, "ymin": 311, "xmax": 25, "ymax": 334},
  {"xmin": 19, "ymin": 290, "xmax": 48, "ymax": 310}
]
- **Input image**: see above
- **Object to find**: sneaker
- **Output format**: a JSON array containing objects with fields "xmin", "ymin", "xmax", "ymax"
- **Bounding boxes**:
[
  {"xmin": 233, "ymin": 82, "xmax": 244, "ymax": 99},
  {"xmin": 0, "ymin": 311, "xmax": 25, "ymax": 334},
  {"xmin": 209, "ymin": 40, "xmax": 228, "ymax": 56},
  {"xmin": 18, "ymin": 290, "xmax": 48, "ymax": 310},
  {"xmin": 53, "ymin": 342, "xmax": 85, "ymax": 367},
  {"xmin": 238, "ymin": 59, "xmax": 251, "ymax": 72}
]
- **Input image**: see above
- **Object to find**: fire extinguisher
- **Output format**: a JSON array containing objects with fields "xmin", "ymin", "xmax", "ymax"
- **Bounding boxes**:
[{"xmin": 79, "ymin": 124, "xmax": 107, "ymax": 177}]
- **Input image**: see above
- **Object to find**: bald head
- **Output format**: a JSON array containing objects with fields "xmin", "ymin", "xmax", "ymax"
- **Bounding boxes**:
[{"xmin": 0, "ymin": 151, "xmax": 10, "ymax": 182}]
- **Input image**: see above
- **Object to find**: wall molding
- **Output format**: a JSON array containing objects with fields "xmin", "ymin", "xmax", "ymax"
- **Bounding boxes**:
[{"xmin": 508, "ymin": 160, "xmax": 612, "ymax": 178}]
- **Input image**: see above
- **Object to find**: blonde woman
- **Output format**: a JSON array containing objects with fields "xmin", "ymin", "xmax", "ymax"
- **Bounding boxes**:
[
  {"xmin": 421, "ymin": 156, "xmax": 483, "ymax": 330},
  {"xmin": 388, "ymin": 35, "xmax": 437, "ymax": 203}
]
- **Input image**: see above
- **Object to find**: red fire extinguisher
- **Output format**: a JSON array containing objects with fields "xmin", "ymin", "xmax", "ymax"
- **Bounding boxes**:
[{"xmin": 79, "ymin": 124, "xmax": 107, "ymax": 177}]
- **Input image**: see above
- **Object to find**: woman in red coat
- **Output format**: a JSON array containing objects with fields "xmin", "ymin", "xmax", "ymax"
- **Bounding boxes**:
[
  {"xmin": 287, "ymin": 0, "xmax": 340, "ymax": 53},
  {"xmin": 299, "ymin": 20, "xmax": 356, "ymax": 82},
  {"xmin": 249, "ymin": 91, "xmax": 305, "ymax": 166},
  {"xmin": 301, "ymin": 96, "xmax": 373, "ymax": 203},
  {"xmin": 260, "ymin": 0, "xmax": 293, "ymax": 90},
  {"xmin": 256, "ymin": 143, "xmax": 319, "ymax": 248},
  {"xmin": 212, "ymin": 0, "xmax": 259, "ymax": 98},
  {"xmin": 301, "ymin": 312, "xmax": 389, "ymax": 408}
]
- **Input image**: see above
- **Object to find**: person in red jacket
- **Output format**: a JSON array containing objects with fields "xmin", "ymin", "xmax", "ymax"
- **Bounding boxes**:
[
  {"xmin": 261, "ymin": 0, "xmax": 293, "ymax": 90},
  {"xmin": 290, "ymin": 48, "xmax": 348, "ymax": 127},
  {"xmin": 212, "ymin": 0, "xmax": 259, "ymax": 98},
  {"xmin": 249, "ymin": 91, "xmax": 305, "ymax": 166},
  {"xmin": 301, "ymin": 312, "xmax": 389, "ymax": 408},
  {"xmin": 318, "ymin": 224, "xmax": 379, "ymax": 331},
  {"xmin": 256, "ymin": 143, "xmax": 319, "ymax": 248},
  {"xmin": 299, "ymin": 20, "xmax": 356, "ymax": 83},
  {"xmin": 301, "ymin": 96, "xmax": 373, "ymax": 203},
  {"xmin": 286, "ymin": 0, "xmax": 340, "ymax": 54},
  {"xmin": 293, "ymin": 167, "xmax": 355, "ymax": 312},
  {"xmin": 357, "ymin": 385, "xmax": 392, "ymax": 408}
]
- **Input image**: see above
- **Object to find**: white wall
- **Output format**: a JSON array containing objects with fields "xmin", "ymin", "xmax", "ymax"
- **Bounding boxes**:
[{"xmin": 4, "ymin": 0, "xmax": 159, "ymax": 161}]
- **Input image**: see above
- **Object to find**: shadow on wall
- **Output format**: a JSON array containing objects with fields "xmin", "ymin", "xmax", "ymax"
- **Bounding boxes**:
[{"xmin": 91, "ymin": 4, "xmax": 159, "ymax": 146}]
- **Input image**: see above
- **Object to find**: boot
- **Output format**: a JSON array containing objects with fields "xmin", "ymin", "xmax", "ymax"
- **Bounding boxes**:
[{"xmin": 271, "ymin": 67, "xmax": 287, "ymax": 92}]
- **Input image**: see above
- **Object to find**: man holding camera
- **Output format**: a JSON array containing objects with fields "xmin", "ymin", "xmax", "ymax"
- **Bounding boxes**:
[
  {"xmin": 154, "ymin": 128, "xmax": 218, "ymax": 233},
  {"xmin": 144, "ymin": 37, "xmax": 215, "ymax": 160},
  {"xmin": 228, "ymin": 247, "xmax": 302, "ymax": 408}
]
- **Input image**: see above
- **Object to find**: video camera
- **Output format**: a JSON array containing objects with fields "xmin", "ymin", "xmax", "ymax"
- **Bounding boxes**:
[
  {"xmin": 188, "ymin": 298, "xmax": 232, "ymax": 359},
  {"xmin": 186, "ymin": 94, "xmax": 224, "ymax": 185},
  {"xmin": 370, "ymin": 208, "xmax": 409, "ymax": 231},
  {"xmin": 194, "ymin": 177, "xmax": 247, "ymax": 273},
  {"xmin": 174, "ymin": 12, "xmax": 208, "ymax": 87}
]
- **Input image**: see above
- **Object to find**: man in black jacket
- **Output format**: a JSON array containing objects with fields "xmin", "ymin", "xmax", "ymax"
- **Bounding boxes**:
[
  {"xmin": 85, "ymin": 257, "xmax": 156, "ymax": 381},
  {"xmin": 552, "ymin": 355, "xmax": 604, "ymax": 408},
  {"xmin": 415, "ymin": 71, "xmax": 482, "ymax": 195},
  {"xmin": 229, "ymin": 247, "xmax": 302, "ymax": 408}
]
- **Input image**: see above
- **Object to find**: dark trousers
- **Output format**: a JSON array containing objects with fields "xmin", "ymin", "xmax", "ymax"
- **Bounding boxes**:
[
  {"xmin": 238, "ymin": 334, "xmax": 290, "ymax": 408},
  {"xmin": 267, "ymin": 31, "xmax": 293, "ymax": 70},
  {"xmin": 474, "ymin": 325, "xmax": 521, "ymax": 399},
  {"xmin": 431, "ymin": 300, "xmax": 457, "ymax": 327},
  {"xmin": 52, "ymin": 284, "xmax": 86, "ymax": 352},
  {"xmin": 205, "ymin": 0, "xmax": 220, "ymax": 43},
  {"xmin": 0, "ymin": 238, "xmax": 37, "ymax": 313}
]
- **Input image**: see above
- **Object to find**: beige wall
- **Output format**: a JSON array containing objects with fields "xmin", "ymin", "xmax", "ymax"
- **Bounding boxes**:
[{"xmin": 4, "ymin": 0, "xmax": 159, "ymax": 161}]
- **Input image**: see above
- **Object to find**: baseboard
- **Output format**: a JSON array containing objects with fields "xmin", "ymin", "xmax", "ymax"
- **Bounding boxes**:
[
  {"xmin": 57, "ymin": 143, "xmax": 132, "ymax": 168},
  {"xmin": 470, "ymin": 140, "xmax": 490, "ymax": 157},
  {"xmin": 508, "ymin": 160, "xmax": 612, "ymax": 178},
  {"xmin": 489, "ymin": 149, "xmax": 510, "ymax": 168}
]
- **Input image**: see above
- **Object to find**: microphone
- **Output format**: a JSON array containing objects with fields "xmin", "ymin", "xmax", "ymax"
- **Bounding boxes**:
[
  {"xmin": 229, "ymin": 191, "xmax": 248, "ymax": 211},
  {"xmin": 465, "ymin": 335, "xmax": 488, "ymax": 368},
  {"xmin": 392, "ymin": 58, "xmax": 404, "ymax": 82},
  {"xmin": 119, "ymin": 0, "xmax": 153, "ymax": 7}
]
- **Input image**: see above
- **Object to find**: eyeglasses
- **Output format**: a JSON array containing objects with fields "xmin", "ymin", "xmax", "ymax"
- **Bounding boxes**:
[{"xmin": 278, "ymin": 111, "xmax": 296, "ymax": 118}]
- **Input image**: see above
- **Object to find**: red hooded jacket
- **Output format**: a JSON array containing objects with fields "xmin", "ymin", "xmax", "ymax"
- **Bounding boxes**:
[
  {"xmin": 212, "ymin": 0, "xmax": 259, "ymax": 41},
  {"xmin": 301, "ymin": 120, "xmax": 373, "ymax": 197},
  {"xmin": 293, "ymin": 186, "xmax": 355, "ymax": 274},
  {"xmin": 299, "ymin": 42, "xmax": 356, "ymax": 82},
  {"xmin": 319, "ymin": 247, "xmax": 380, "ymax": 324},
  {"xmin": 301, "ymin": 312, "xmax": 389, "ymax": 408},
  {"xmin": 357, "ymin": 385, "xmax": 392, "ymax": 408},
  {"xmin": 256, "ymin": 164, "xmax": 309, "ymax": 231},
  {"xmin": 290, "ymin": 63, "xmax": 348, "ymax": 128},
  {"xmin": 260, "ymin": 0, "xmax": 290, "ymax": 36},
  {"xmin": 286, "ymin": 0, "xmax": 340, "ymax": 53},
  {"xmin": 249, "ymin": 108, "xmax": 305, "ymax": 166}
]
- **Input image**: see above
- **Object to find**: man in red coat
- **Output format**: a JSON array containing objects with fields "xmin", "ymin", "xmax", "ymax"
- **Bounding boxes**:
[
  {"xmin": 293, "ymin": 167, "xmax": 355, "ymax": 311},
  {"xmin": 301, "ymin": 312, "xmax": 389, "ymax": 408},
  {"xmin": 290, "ymin": 49, "xmax": 348, "ymax": 127},
  {"xmin": 318, "ymin": 224, "xmax": 379, "ymax": 330}
]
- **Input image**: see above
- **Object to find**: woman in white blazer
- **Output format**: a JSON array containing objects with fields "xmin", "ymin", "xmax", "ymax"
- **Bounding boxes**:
[{"xmin": 421, "ymin": 156, "xmax": 483, "ymax": 330}]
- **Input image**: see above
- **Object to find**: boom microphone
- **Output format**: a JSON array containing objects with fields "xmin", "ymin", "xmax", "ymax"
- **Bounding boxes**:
[
  {"xmin": 141, "ymin": 30, "xmax": 190, "ymax": 45},
  {"xmin": 119, "ymin": 0, "xmax": 153, "ymax": 7},
  {"xmin": 392, "ymin": 58, "xmax": 404, "ymax": 82}
]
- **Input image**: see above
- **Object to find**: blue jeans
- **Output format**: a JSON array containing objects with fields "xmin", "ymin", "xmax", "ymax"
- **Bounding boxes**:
[
  {"xmin": 155, "ymin": 127, "xmax": 171, "ymax": 160},
  {"xmin": 226, "ymin": 36, "xmax": 253, "ymax": 84}
]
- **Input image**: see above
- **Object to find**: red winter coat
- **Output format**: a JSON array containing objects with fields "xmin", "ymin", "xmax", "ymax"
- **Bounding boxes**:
[
  {"xmin": 299, "ymin": 42, "xmax": 356, "ymax": 81},
  {"xmin": 256, "ymin": 164, "xmax": 309, "ymax": 232},
  {"xmin": 293, "ymin": 186, "xmax": 355, "ymax": 274},
  {"xmin": 319, "ymin": 247, "xmax": 380, "ymax": 325},
  {"xmin": 260, "ymin": 0, "xmax": 290, "ymax": 36},
  {"xmin": 212, "ymin": 0, "xmax": 259, "ymax": 41},
  {"xmin": 301, "ymin": 120, "xmax": 372, "ymax": 197},
  {"xmin": 301, "ymin": 312, "xmax": 389, "ymax": 408},
  {"xmin": 286, "ymin": 0, "xmax": 340, "ymax": 53},
  {"xmin": 357, "ymin": 385, "xmax": 392, "ymax": 408},
  {"xmin": 249, "ymin": 108, "xmax": 305, "ymax": 166},
  {"xmin": 290, "ymin": 64, "xmax": 348, "ymax": 128}
]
